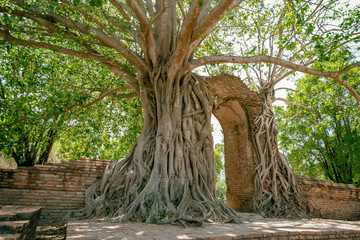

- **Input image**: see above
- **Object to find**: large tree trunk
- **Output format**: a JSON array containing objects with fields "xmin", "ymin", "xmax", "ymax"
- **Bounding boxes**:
[
  {"xmin": 83, "ymin": 72, "xmax": 240, "ymax": 226},
  {"xmin": 252, "ymin": 87, "xmax": 309, "ymax": 218}
]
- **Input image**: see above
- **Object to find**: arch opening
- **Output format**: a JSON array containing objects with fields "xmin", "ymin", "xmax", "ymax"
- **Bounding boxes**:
[{"xmin": 211, "ymin": 115, "xmax": 226, "ymax": 203}]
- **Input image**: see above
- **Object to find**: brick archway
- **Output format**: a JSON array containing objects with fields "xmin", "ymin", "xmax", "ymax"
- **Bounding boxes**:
[
  {"xmin": 206, "ymin": 74, "xmax": 263, "ymax": 212},
  {"xmin": 213, "ymin": 98, "xmax": 255, "ymax": 211}
]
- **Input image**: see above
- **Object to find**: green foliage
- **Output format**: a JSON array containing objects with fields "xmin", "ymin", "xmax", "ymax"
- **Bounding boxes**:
[
  {"xmin": 195, "ymin": 0, "xmax": 360, "ymax": 91},
  {"xmin": 0, "ymin": 45, "xmax": 142, "ymax": 166},
  {"xmin": 214, "ymin": 142, "xmax": 224, "ymax": 182},
  {"xmin": 275, "ymin": 54, "xmax": 360, "ymax": 187},
  {"xmin": 213, "ymin": 136, "xmax": 226, "ymax": 202},
  {"xmin": 57, "ymin": 97, "xmax": 142, "ymax": 160},
  {"xmin": 0, "ymin": 46, "xmax": 72, "ymax": 166},
  {"xmin": 105, "ymin": 209, "xmax": 111, "ymax": 216},
  {"xmin": 215, "ymin": 179, "xmax": 227, "ymax": 203}
]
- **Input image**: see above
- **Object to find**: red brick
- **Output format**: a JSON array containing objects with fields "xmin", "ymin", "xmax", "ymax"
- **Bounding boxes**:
[
  {"xmin": 244, "ymin": 234, "xmax": 263, "ymax": 238},
  {"xmin": 0, "ymin": 159, "xmax": 110, "ymax": 224},
  {"xmin": 313, "ymin": 236, "xmax": 325, "ymax": 239}
]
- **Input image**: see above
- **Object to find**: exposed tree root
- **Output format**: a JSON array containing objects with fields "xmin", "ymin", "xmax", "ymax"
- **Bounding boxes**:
[
  {"xmin": 252, "ymin": 88, "xmax": 309, "ymax": 219},
  {"xmin": 83, "ymin": 73, "xmax": 243, "ymax": 226}
]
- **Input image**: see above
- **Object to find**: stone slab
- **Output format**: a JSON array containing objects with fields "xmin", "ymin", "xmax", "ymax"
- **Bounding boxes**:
[
  {"xmin": 0, "ymin": 206, "xmax": 42, "ymax": 221},
  {"xmin": 0, "ymin": 234, "xmax": 21, "ymax": 240},
  {"xmin": 0, "ymin": 205, "xmax": 42, "ymax": 240},
  {"xmin": 0, "ymin": 221, "xmax": 28, "ymax": 234},
  {"xmin": 67, "ymin": 216, "xmax": 360, "ymax": 240}
]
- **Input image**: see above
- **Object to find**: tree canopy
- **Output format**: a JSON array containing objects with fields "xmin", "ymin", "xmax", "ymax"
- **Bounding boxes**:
[
  {"xmin": 0, "ymin": 44, "xmax": 142, "ymax": 166},
  {"xmin": 1, "ymin": 0, "xmax": 359, "ymax": 97}
]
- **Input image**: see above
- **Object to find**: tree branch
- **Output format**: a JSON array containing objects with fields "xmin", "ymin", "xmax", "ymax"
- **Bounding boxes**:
[
  {"xmin": 7, "ymin": 0, "xmax": 149, "ymax": 72},
  {"xmin": 187, "ymin": 55, "xmax": 360, "ymax": 101},
  {"xmin": 88, "ymin": 88, "xmax": 138, "ymax": 99},
  {"xmin": 275, "ymin": 87, "xmax": 311, "ymax": 96},
  {"xmin": 170, "ymin": 0, "xmax": 203, "ymax": 77},
  {"xmin": 3, "ymin": 87, "xmax": 128, "ymax": 128},
  {"xmin": 273, "ymin": 98, "xmax": 311, "ymax": 110},
  {"xmin": 275, "ymin": 87, "xmax": 360, "ymax": 108},
  {"xmin": 110, "ymin": 0, "xmax": 158, "ymax": 67},
  {"xmin": 285, "ymin": 106, "xmax": 301, "ymax": 121},
  {"xmin": 0, "ymin": 30, "xmax": 138, "ymax": 86},
  {"xmin": 124, "ymin": 0, "xmax": 150, "ymax": 28},
  {"xmin": 0, "ymin": 6, "xmax": 56, "ymax": 32},
  {"xmin": 0, "ymin": 23, "xmax": 111, "ymax": 48},
  {"xmin": 189, "ymin": 0, "xmax": 244, "ymax": 53}
]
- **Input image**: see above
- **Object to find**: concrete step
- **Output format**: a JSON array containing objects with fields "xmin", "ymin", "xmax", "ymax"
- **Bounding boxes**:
[
  {"xmin": 35, "ymin": 225, "xmax": 66, "ymax": 240},
  {"xmin": 0, "ymin": 234, "xmax": 21, "ymax": 240},
  {"xmin": 0, "ymin": 206, "xmax": 42, "ymax": 222},
  {"xmin": 0, "ymin": 206, "xmax": 42, "ymax": 240},
  {"xmin": 0, "ymin": 220, "xmax": 28, "ymax": 234}
]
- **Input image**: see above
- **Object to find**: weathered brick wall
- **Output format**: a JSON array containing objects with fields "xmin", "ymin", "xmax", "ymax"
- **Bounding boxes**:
[
  {"xmin": 298, "ymin": 175, "xmax": 360, "ymax": 220},
  {"xmin": 0, "ymin": 158, "xmax": 112, "ymax": 225},
  {"xmin": 230, "ymin": 230, "xmax": 360, "ymax": 240}
]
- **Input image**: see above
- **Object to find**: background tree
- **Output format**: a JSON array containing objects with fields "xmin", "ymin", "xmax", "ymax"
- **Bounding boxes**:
[
  {"xmin": 276, "ymin": 52, "xmax": 360, "ymax": 187},
  {"xmin": 214, "ymin": 136, "xmax": 226, "ymax": 202},
  {"xmin": 0, "ymin": 45, "xmax": 142, "ymax": 166},
  {"xmin": 1, "ymin": 0, "xmax": 359, "ymax": 224}
]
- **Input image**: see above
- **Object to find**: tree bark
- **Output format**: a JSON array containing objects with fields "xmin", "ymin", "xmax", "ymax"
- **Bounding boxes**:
[
  {"xmin": 38, "ymin": 128, "xmax": 57, "ymax": 165},
  {"xmin": 252, "ymin": 87, "xmax": 309, "ymax": 218},
  {"xmin": 83, "ymin": 72, "xmax": 241, "ymax": 226}
]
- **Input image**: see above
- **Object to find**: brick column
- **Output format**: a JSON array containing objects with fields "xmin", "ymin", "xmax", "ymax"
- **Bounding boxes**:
[
  {"xmin": 206, "ymin": 73, "xmax": 263, "ymax": 212},
  {"xmin": 214, "ymin": 99, "xmax": 256, "ymax": 212}
]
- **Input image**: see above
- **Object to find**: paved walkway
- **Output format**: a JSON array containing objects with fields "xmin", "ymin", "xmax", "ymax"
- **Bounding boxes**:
[{"xmin": 66, "ymin": 214, "xmax": 360, "ymax": 240}]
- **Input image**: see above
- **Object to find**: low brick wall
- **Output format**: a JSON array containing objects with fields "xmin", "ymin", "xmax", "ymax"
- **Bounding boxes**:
[
  {"xmin": 0, "ymin": 158, "xmax": 112, "ymax": 225},
  {"xmin": 1, "ymin": 155, "xmax": 359, "ymax": 225},
  {"xmin": 238, "ymin": 230, "xmax": 360, "ymax": 240},
  {"xmin": 298, "ymin": 175, "xmax": 360, "ymax": 220}
]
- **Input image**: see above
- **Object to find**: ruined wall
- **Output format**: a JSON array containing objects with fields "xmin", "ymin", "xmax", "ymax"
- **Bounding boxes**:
[
  {"xmin": 207, "ymin": 74, "xmax": 262, "ymax": 212},
  {"xmin": 298, "ymin": 175, "xmax": 360, "ymax": 220},
  {"xmin": 0, "ymin": 158, "xmax": 111, "ymax": 225},
  {"xmin": 213, "ymin": 99, "xmax": 255, "ymax": 211},
  {"xmin": 1, "ymin": 149, "xmax": 359, "ymax": 222}
]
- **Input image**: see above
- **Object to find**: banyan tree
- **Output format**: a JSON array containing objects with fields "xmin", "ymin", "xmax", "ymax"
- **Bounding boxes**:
[{"xmin": 1, "ymin": 0, "xmax": 359, "ymax": 225}]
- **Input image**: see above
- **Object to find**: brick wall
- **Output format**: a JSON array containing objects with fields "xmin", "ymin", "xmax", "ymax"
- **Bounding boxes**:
[
  {"xmin": 233, "ymin": 230, "xmax": 360, "ymax": 240},
  {"xmin": 213, "ymin": 98, "xmax": 256, "ymax": 211},
  {"xmin": 207, "ymin": 73, "xmax": 262, "ymax": 212},
  {"xmin": 298, "ymin": 175, "xmax": 360, "ymax": 220},
  {"xmin": 0, "ymin": 158, "xmax": 112, "ymax": 225}
]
